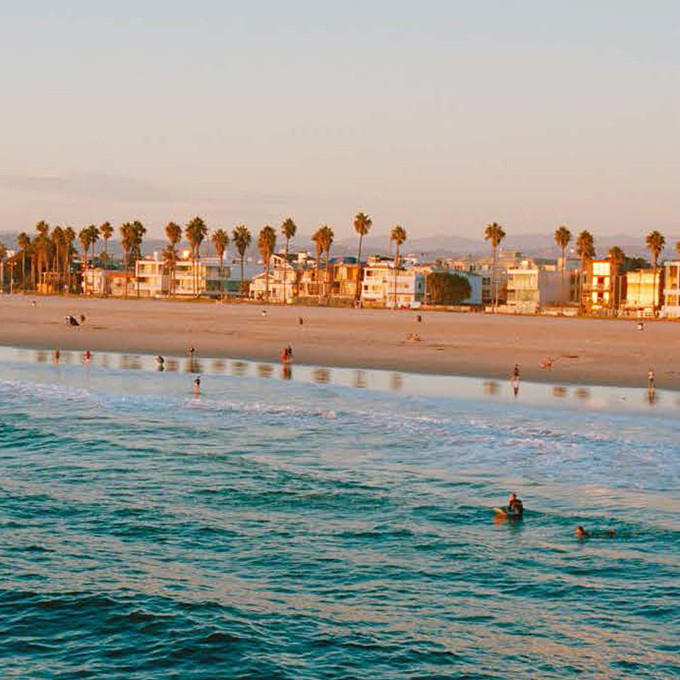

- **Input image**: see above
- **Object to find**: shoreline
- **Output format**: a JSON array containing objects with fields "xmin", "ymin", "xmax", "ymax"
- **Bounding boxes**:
[
  {"xmin": 1, "ymin": 294, "xmax": 679, "ymax": 390},
  {"xmin": 3, "ymin": 345, "xmax": 675, "ymax": 417}
]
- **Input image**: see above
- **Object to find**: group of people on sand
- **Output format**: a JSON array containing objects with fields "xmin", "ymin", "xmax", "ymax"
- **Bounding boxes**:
[
  {"xmin": 281, "ymin": 345, "xmax": 294, "ymax": 363},
  {"xmin": 499, "ymin": 492, "xmax": 616, "ymax": 540},
  {"xmin": 64, "ymin": 313, "xmax": 86, "ymax": 327}
]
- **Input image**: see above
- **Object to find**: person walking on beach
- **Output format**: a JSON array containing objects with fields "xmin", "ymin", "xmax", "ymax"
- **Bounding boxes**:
[{"xmin": 647, "ymin": 368, "xmax": 655, "ymax": 390}]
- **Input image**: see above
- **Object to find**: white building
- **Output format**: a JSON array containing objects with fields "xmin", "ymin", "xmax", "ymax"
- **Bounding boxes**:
[
  {"xmin": 361, "ymin": 258, "xmax": 426, "ymax": 307},
  {"xmin": 505, "ymin": 262, "xmax": 564, "ymax": 313},
  {"xmin": 249, "ymin": 254, "xmax": 300, "ymax": 303},
  {"xmin": 135, "ymin": 252, "xmax": 230, "ymax": 298},
  {"xmin": 662, "ymin": 261, "xmax": 680, "ymax": 319}
]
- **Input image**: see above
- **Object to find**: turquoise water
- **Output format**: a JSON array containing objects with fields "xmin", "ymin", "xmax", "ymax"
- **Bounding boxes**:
[{"xmin": 0, "ymin": 349, "xmax": 678, "ymax": 679}]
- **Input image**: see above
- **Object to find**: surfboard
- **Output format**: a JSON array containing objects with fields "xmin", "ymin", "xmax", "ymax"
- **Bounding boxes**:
[{"xmin": 494, "ymin": 507, "xmax": 522, "ymax": 519}]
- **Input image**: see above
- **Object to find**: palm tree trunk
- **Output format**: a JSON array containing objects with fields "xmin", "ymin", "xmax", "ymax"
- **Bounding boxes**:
[
  {"xmin": 492, "ymin": 245, "xmax": 498, "ymax": 311},
  {"xmin": 265, "ymin": 256, "xmax": 270, "ymax": 302},
  {"xmin": 356, "ymin": 234, "xmax": 363, "ymax": 302},
  {"xmin": 561, "ymin": 246, "xmax": 566, "ymax": 307},
  {"xmin": 240, "ymin": 255, "xmax": 245, "ymax": 294}
]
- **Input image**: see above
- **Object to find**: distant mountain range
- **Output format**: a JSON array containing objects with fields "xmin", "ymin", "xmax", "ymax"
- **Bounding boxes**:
[{"xmin": 1, "ymin": 230, "xmax": 676, "ymax": 261}]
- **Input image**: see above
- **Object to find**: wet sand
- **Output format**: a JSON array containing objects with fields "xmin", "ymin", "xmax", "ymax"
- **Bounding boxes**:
[{"xmin": 1, "ymin": 294, "xmax": 678, "ymax": 388}]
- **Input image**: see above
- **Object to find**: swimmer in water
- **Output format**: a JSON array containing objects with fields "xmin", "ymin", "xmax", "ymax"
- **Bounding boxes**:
[
  {"xmin": 576, "ymin": 525, "xmax": 617, "ymax": 539},
  {"xmin": 193, "ymin": 376, "xmax": 201, "ymax": 396}
]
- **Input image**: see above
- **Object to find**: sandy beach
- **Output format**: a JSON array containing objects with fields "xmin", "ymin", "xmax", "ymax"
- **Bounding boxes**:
[{"xmin": 1, "ymin": 294, "xmax": 678, "ymax": 389}]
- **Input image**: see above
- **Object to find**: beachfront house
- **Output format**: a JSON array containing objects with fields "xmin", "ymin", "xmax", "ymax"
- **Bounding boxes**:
[
  {"xmin": 585, "ymin": 258, "xmax": 625, "ymax": 312},
  {"xmin": 249, "ymin": 253, "xmax": 299, "ymax": 303},
  {"xmin": 623, "ymin": 268, "xmax": 663, "ymax": 317},
  {"xmin": 662, "ymin": 261, "xmax": 680, "ymax": 319},
  {"xmin": 82, "ymin": 268, "xmax": 135, "ymax": 296},
  {"xmin": 134, "ymin": 252, "xmax": 230, "ymax": 298},
  {"xmin": 360, "ymin": 257, "xmax": 426, "ymax": 308},
  {"xmin": 504, "ymin": 259, "xmax": 578, "ymax": 313}
]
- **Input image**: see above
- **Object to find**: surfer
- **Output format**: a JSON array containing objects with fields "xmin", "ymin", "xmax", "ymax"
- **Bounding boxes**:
[{"xmin": 507, "ymin": 493, "xmax": 524, "ymax": 517}]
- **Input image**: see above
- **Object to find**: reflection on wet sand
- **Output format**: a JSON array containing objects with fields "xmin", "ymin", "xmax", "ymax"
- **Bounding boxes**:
[
  {"xmin": 313, "ymin": 368, "xmax": 330, "ymax": 384},
  {"xmin": 16, "ymin": 348, "xmax": 676, "ymax": 413},
  {"xmin": 185, "ymin": 359, "xmax": 202, "ymax": 374},
  {"xmin": 484, "ymin": 380, "xmax": 499, "ymax": 396},
  {"xmin": 212, "ymin": 359, "xmax": 227, "ymax": 374},
  {"xmin": 257, "ymin": 363, "xmax": 273, "ymax": 378},
  {"xmin": 390, "ymin": 373, "xmax": 403, "ymax": 392},
  {"xmin": 120, "ymin": 355, "xmax": 142, "ymax": 370},
  {"xmin": 232, "ymin": 361, "xmax": 248, "ymax": 377}
]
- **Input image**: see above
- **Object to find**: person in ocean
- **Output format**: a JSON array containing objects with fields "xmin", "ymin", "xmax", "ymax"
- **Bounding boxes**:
[
  {"xmin": 508, "ymin": 493, "xmax": 524, "ymax": 517},
  {"xmin": 193, "ymin": 376, "xmax": 201, "ymax": 396},
  {"xmin": 576, "ymin": 525, "xmax": 617, "ymax": 539}
]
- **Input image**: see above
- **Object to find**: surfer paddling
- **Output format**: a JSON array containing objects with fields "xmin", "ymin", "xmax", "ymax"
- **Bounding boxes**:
[{"xmin": 493, "ymin": 492, "xmax": 524, "ymax": 519}]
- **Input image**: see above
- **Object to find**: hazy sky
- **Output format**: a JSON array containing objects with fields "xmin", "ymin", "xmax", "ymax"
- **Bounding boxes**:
[{"xmin": 2, "ymin": 0, "xmax": 678, "ymax": 239}]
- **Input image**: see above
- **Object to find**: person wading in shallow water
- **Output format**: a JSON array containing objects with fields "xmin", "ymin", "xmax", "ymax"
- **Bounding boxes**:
[{"xmin": 193, "ymin": 376, "xmax": 201, "ymax": 396}]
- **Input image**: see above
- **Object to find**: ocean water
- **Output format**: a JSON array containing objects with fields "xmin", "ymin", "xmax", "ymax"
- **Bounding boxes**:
[{"xmin": 0, "ymin": 348, "xmax": 678, "ymax": 679}]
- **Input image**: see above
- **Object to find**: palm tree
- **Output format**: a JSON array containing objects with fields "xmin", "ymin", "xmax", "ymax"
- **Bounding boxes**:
[
  {"xmin": 100, "ymin": 222, "xmax": 113, "ymax": 261},
  {"xmin": 119, "ymin": 222, "xmax": 134, "ymax": 297},
  {"xmin": 353, "ymin": 212, "xmax": 372, "ymax": 301},
  {"xmin": 79, "ymin": 228, "xmax": 92, "ymax": 271},
  {"xmin": 63, "ymin": 227, "xmax": 76, "ymax": 292},
  {"xmin": 646, "ymin": 230, "xmax": 666, "ymax": 314},
  {"xmin": 311, "ymin": 227, "xmax": 325, "ymax": 303},
  {"xmin": 608, "ymin": 246, "xmax": 626, "ymax": 311},
  {"xmin": 676, "ymin": 240, "xmax": 680, "ymax": 259},
  {"xmin": 390, "ymin": 225, "xmax": 407, "ymax": 308},
  {"xmin": 554, "ymin": 226, "xmax": 572, "ymax": 306},
  {"xmin": 51, "ymin": 227, "xmax": 64, "ymax": 291},
  {"xmin": 86, "ymin": 225, "xmax": 100, "ymax": 263},
  {"xmin": 17, "ymin": 232, "xmax": 30, "ymax": 290},
  {"xmin": 316, "ymin": 225, "xmax": 334, "ymax": 302},
  {"xmin": 161, "ymin": 244, "xmax": 177, "ymax": 295},
  {"xmin": 575, "ymin": 230, "xmax": 596, "ymax": 313},
  {"xmin": 165, "ymin": 222, "xmax": 182, "ymax": 297},
  {"xmin": 257, "ymin": 226, "xmax": 277, "ymax": 302},
  {"xmin": 231, "ymin": 225, "xmax": 252, "ymax": 295},
  {"xmin": 185, "ymin": 216, "xmax": 208, "ymax": 296},
  {"xmin": 130, "ymin": 220, "xmax": 146, "ymax": 297},
  {"xmin": 484, "ymin": 222, "xmax": 506, "ymax": 310},
  {"xmin": 281, "ymin": 218, "xmax": 297, "ymax": 304},
  {"xmin": 211, "ymin": 228, "xmax": 229, "ymax": 297}
]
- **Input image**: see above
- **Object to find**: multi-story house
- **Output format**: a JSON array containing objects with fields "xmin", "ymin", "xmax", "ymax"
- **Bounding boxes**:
[
  {"xmin": 624, "ymin": 268, "xmax": 664, "ymax": 317},
  {"xmin": 134, "ymin": 252, "xmax": 230, "ymax": 298},
  {"xmin": 662, "ymin": 261, "xmax": 680, "ymax": 319},
  {"xmin": 585, "ymin": 258, "xmax": 625, "ymax": 311}
]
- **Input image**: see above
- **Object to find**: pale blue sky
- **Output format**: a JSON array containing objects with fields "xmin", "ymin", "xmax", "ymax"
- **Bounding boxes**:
[{"xmin": 1, "ymin": 0, "xmax": 678, "ymax": 239}]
